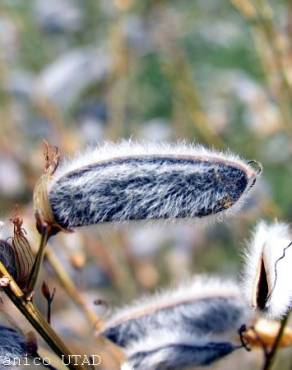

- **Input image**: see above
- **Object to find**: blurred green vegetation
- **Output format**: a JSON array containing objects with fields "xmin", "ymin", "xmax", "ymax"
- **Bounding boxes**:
[
  {"xmin": 1, "ymin": 0, "xmax": 292, "ymax": 274},
  {"xmin": 1, "ymin": 1, "xmax": 292, "ymax": 368}
]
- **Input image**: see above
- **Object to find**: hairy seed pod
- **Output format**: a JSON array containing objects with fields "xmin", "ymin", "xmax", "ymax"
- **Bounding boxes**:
[
  {"xmin": 242, "ymin": 221, "xmax": 292, "ymax": 319},
  {"xmin": 0, "ymin": 325, "xmax": 28, "ymax": 363},
  {"xmin": 100, "ymin": 276, "xmax": 252, "ymax": 370},
  {"xmin": 101, "ymin": 276, "xmax": 251, "ymax": 347},
  {"xmin": 46, "ymin": 142, "xmax": 260, "ymax": 229},
  {"xmin": 0, "ymin": 325, "xmax": 54, "ymax": 369}
]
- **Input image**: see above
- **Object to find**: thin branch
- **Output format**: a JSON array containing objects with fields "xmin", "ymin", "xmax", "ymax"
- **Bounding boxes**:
[
  {"xmin": 44, "ymin": 246, "xmax": 127, "ymax": 367},
  {"xmin": 26, "ymin": 227, "xmax": 50, "ymax": 297},
  {"xmin": 45, "ymin": 246, "xmax": 103, "ymax": 330},
  {"xmin": 262, "ymin": 313, "xmax": 290, "ymax": 370},
  {"xmin": 0, "ymin": 261, "xmax": 87, "ymax": 370}
]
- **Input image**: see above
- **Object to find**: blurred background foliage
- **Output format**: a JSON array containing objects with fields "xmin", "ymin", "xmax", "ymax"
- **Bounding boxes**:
[{"xmin": 0, "ymin": 0, "xmax": 292, "ymax": 369}]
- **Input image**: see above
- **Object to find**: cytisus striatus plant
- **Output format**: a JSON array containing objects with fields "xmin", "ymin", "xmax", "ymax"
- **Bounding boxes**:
[{"xmin": 2, "ymin": 140, "xmax": 292, "ymax": 370}]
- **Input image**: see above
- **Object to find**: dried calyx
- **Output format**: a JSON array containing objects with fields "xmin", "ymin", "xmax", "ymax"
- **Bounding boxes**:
[
  {"xmin": 0, "ymin": 214, "xmax": 34, "ymax": 289},
  {"xmin": 10, "ymin": 214, "xmax": 34, "ymax": 288},
  {"xmin": 33, "ymin": 141, "xmax": 67, "ymax": 237},
  {"xmin": 0, "ymin": 239, "xmax": 18, "ymax": 282}
]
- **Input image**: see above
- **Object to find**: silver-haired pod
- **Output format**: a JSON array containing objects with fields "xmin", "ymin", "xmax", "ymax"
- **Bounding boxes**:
[
  {"xmin": 0, "ymin": 325, "xmax": 29, "ymax": 366},
  {"xmin": 100, "ymin": 276, "xmax": 252, "ymax": 370},
  {"xmin": 0, "ymin": 325, "xmax": 54, "ymax": 369},
  {"xmin": 243, "ymin": 221, "xmax": 292, "ymax": 319},
  {"xmin": 37, "ymin": 142, "xmax": 260, "ymax": 229}
]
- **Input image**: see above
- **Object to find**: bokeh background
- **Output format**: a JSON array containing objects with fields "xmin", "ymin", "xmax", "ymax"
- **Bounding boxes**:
[{"xmin": 0, "ymin": 0, "xmax": 292, "ymax": 369}]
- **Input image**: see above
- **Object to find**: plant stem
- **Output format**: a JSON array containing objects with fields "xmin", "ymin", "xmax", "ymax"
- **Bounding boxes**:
[
  {"xmin": 26, "ymin": 228, "xmax": 49, "ymax": 295},
  {"xmin": 262, "ymin": 313, "xmax": 290, "ymax": 370},
  {"xmin": 0, "ymin": 261, "xmax": 86, "ymax": 370},
  {"xmin": 45, "ymin": 246, "xmax": 103, "ymax": 330},
  {"xmin": 44, "ymin": 246, "xmax": 126, "ymax": 367}
]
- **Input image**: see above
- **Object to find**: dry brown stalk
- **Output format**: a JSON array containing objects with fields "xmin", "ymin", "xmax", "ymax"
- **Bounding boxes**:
[
  {"xmin": 261, "ymin": 313, "xmax": 290, "ymax": 370},
  {"xmin": 0, "ymin": 261, "xmax": 87, "ymax": 370}
]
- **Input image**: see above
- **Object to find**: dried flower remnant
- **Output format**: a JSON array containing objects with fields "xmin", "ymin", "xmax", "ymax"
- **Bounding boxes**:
[
  {"xmin": 10, "ymin": 214, "xmax": 35, "ymax": 289},
  {"xmin": 44, "ymin": 141, "xmax": 260, "ymax": 229},
  {"xmin": 0, "ymin": 239, "xmax": 18, "ymax": 282},
  {"xmin": 0, "ymin": 216, "xmax": 34, "ymax": 289},
  {"xmin": 243, "ymin": 221, "xmax": 292, "ymax": 318},
  {"xmin": 100, "ymin": 276, "xmax": 253, "ymax": 370},
  {"xmin": 26, "ymin": 142, "xmax": 63, "ymax": 296},
  {"xmin": 33, "ymin": 141, "xmax": 61, "ymax": 236}
]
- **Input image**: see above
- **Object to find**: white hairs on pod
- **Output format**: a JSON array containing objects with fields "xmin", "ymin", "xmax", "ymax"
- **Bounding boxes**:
[
  {"xmin": 100, "ymin": 276, "xmax": 253, "ymax": 370},
  {"xmin": 47, "ymin": 141, "xmax": 260, "ymax": 229},
  {"xmin": 0, "ymin": 325, "xmax": 55, "ymax": 369},
  {"xmin": 243, "ymin": 221, "xmax": 292, "ymax": 319},
  {"xmin": 0, "ymin": 325, "xmax": 36, "ymax": 367},
  {"xmin": 121, "ymin": 363, "xmax": 134, "ymax": 370},
  {"xmin": 123, "ymin": 331, "xmax": 237, "ymax": 370},
  {"xmin": 125, "ymin": 331, "xmax": 240, "ymax": 370},
  {"xmin": 121, "ymin": 362, "xmax": 134, "ymax": 370}
]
